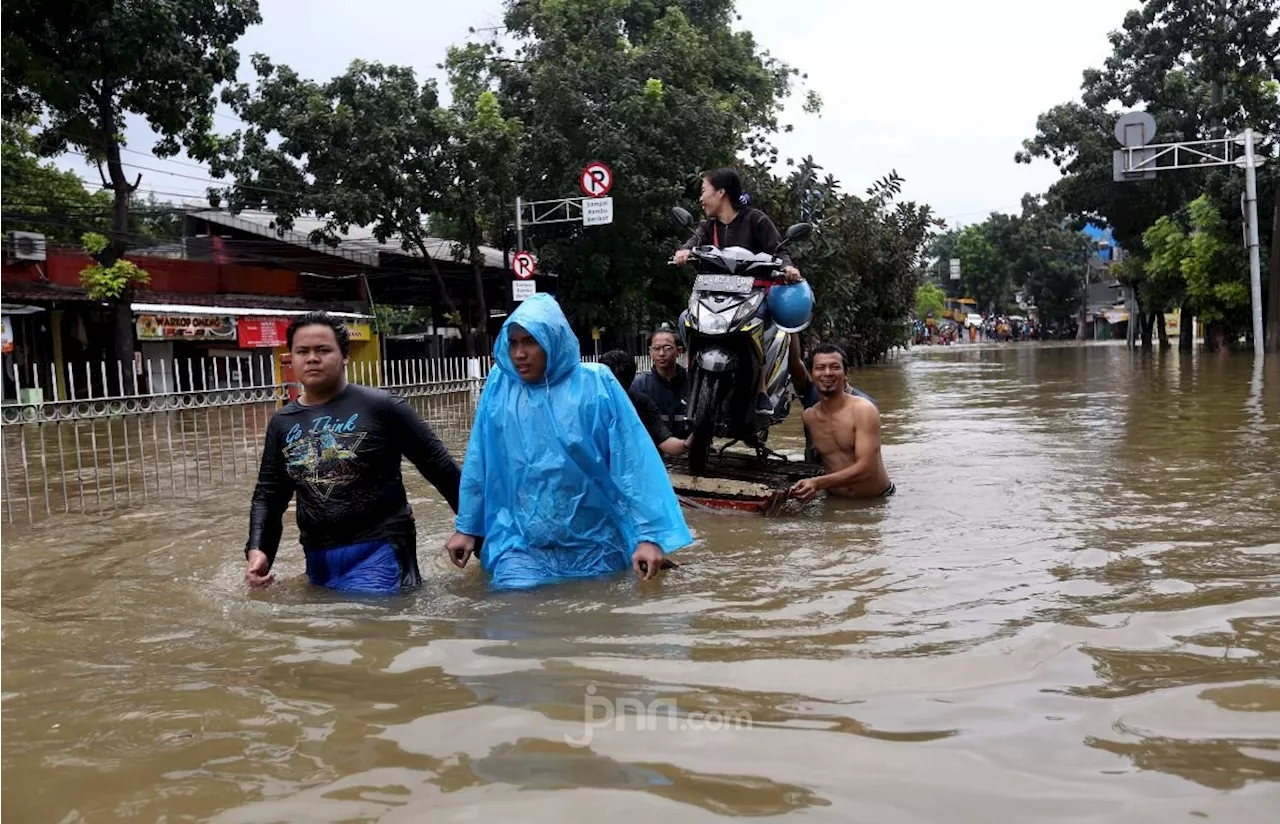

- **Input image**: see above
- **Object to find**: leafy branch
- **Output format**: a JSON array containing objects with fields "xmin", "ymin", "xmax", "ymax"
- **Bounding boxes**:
[{"xmin": 78, "ymin": 232, "xmax": 150, "ymax": 301}]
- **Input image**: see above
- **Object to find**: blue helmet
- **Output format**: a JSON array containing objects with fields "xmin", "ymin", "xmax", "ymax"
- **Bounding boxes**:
[{"xmin": 767, "ymin": 280, "xmax": 814, "ymax": 333}]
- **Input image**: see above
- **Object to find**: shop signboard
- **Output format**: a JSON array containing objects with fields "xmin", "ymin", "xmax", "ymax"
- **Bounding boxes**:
[
  {"xmin": 136, "ymin": 313, "xmax": 237, "ymax": 341},
  {"xmin": 237, "ymin": 318, "xmax": 289, "ymax": 349}
]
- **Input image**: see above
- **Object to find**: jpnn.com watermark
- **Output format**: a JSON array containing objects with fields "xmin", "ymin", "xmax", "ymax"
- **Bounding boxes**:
[{"xmin": 565, "ymin": 684, "xmax": 753, "ymax": 748}]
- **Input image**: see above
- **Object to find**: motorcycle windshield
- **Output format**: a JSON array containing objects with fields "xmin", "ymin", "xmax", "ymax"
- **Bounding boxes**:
[{"xmin": 694, "ymin": 245, "xmax": 777, "ymax": 275}]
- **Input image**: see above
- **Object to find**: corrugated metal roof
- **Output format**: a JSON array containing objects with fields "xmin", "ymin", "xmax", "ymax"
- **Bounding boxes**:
[{"xmin": 188, "ymin": 209, "xmax": 506, "ymax": 270}]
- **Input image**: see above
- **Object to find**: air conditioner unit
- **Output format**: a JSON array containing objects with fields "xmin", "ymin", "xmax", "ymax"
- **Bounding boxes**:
[{"xmin": 8, "ymin": 231, "xmax": 47, "ymax": 261}]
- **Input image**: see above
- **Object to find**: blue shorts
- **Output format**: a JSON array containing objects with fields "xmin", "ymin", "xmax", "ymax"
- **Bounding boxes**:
[
  {"xmin": 304, "ymin": 536, "xmax": 413, "ymax": 595},
  {"xmin": 486, "ymin": 545, "xmax": 633, "ymax": 591}
]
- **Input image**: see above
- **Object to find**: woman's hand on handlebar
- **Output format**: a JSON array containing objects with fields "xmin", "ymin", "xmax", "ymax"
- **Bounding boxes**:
[
  {"xmin": 672, "ymin": 248, "xmax": 692, "ymax": 266},
  {"xmin": 782, "ymin": 266, "xmax": 802, "ymax": 283}
]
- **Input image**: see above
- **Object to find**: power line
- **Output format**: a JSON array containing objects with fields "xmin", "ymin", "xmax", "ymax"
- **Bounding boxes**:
[
  {"xmin": 64, "ymin": 149, "xmax": 308, "ymax": 200},
  {"xmin": 1, "ymin": 202, "xmax": 183, "ymax": 215},
  {"xmin": 118, "ymin": 146, "xmax": 225, "ymax": 172}
]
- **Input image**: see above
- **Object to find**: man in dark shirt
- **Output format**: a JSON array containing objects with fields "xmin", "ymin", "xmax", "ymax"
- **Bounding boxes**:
[
  {"xmin": 600, "ymin": 349, "xmax": 690, "ymax": 457},
  {"xmin": 244, "ymin": 312, "xmax": 462, "ymax": 594},
  {"xmin": 630, "ymin": 326, "xmax": 690, "ymax": 439}
]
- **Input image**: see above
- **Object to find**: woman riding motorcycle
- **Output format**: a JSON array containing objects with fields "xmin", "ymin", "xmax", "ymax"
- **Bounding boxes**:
[{"xmin": 672, "ymin": 167, "xmax": 813, "ymax": 418}]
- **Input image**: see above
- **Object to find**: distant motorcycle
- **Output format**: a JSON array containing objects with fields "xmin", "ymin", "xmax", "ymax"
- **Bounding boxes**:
[{"xmin": 669, "ymin": 206, "xmax": 813, "ymax": 476}]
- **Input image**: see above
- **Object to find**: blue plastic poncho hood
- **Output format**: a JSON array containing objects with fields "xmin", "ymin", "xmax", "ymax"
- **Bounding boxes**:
[
  {"xmin": 492, "ymin": 292, "xmax": 582, "ymax": 385},
  {"xmin": 456, "ymin": 294, "xmax": 692, "ymax": 589}
]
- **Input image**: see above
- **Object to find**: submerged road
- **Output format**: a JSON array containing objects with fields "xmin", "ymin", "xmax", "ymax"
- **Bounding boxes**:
[{"xmin": 3, "ymin": 343, "xmax": 1278, "ymax": 822}]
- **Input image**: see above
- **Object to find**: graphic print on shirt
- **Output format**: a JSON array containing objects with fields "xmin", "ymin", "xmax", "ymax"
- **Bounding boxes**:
[{"xmin": 282, "ymin": 413, "xmax": 367, "ymax": 501}]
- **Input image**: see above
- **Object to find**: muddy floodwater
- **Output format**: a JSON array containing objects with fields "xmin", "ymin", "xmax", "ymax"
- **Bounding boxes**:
[{"xmin": 3, "ymin": 343, "xmax": 1279, "ymax": 823}]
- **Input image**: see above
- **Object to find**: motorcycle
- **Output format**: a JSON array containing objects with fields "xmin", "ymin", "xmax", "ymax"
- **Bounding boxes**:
[{"xmin": 669, "ymin": 206, "xmax": 812, "ymax": 476}]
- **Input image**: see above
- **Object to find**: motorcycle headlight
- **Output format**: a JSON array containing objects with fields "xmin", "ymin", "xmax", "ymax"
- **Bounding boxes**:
[
  {"xmin": 731, "ymin": 292, "xmax": 764, "ymax": 327},
  {"xmin": 701, "ymin": 311, "xmax": 730, "ymax": 334}
]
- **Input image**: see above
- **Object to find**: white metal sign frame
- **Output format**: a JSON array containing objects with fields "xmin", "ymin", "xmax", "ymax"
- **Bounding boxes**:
[{"xmin": 1114, "ymin": 124, "xmax": 1270, "ymax": 359}]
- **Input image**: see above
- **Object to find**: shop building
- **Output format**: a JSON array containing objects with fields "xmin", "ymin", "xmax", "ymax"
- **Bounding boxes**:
[{"xmin": 2, "ymin": 208, "xmax": 506, "ymax": 402}]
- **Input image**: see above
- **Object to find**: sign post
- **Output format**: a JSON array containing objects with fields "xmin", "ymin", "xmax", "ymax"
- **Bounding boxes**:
[
  {"xmin": 1112, "ymin": 112, "xmax": 1267, "ymax": 358},
  {"xmin": 1241, "ymin": 129, "xmax": 1265, "ymax": 361},
  {"xmin": 579, "ymin": 161, "xmax": 613, "ymax": 198},
  {"xmin": 511, "ymin": 250, "xmax": 537, "ymax": 303},
  {"xmin": 582, "ymin": 197, "xmax": 614, "ymax": 226},
  {"xmin": 512, "ymin": 280, "xmax": 536, "ymax": 302},
  {"xmin": 512, "ymin": 250, "xmax": 536, "ymax": 280},
  {"xmin": 512, "ymin": 160, "xmax": 617, "ymax": 253}
]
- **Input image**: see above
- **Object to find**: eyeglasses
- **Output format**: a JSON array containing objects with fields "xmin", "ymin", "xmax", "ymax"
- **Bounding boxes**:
[{"xmin": 649, "ymin": 345, "xmax": 676, "ymax": 353}]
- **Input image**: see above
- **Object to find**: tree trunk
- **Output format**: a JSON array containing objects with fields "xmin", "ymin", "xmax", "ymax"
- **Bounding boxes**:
[
  {"xmin": 1179, "ymin": 300, "xmax": 1194, "ymax": 352},
  {"xmin": 1205, "ymin": 322, "xmax": 1227, "ymax": 352},
  {"xmin": 99, "ymin": 89, "xmax": 140, "ymax": 394},
  {"xmin": 411, "ymin": 235, "xmax": 475, "ymax": 357},
  {"xmin": 1156, "ymin": 310, "xmax": 1169, "ymax": 348},
  {"xmin": 1140, "ymin": 312, "xmax": 1154, "ymax": 349},
  {"xmin": 467, "ymin": 215, "xmax": 490, "ymax": 356},
  {"xmin": 112, "ymin": 301, "xmax": 136, "ymax": 392},
  {"xmin": 1267, "ymin": 182, "xmax": 1280, "ymax": 353}
]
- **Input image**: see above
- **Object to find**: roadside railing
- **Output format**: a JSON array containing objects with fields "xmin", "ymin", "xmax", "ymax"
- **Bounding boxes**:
[{"xmin": 0, "ymin": 353, "xmax": 661, "ymax": 524}]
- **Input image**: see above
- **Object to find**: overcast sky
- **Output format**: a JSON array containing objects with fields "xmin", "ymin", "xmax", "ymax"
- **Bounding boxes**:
[{"xmin": 53, "ymin": 0, "xmax": 1137, "ymax": 230}]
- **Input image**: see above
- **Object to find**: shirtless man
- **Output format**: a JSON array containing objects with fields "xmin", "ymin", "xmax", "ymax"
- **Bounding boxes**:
[{"xmin": 789, "ymin": 344, "xmax": 894, "ymax": 501}]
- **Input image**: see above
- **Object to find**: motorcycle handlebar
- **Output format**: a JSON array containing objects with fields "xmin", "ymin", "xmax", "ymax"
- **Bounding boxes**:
[{"xmin": 670, "ymin": 252, "xmax": 792, "ymax": 280}]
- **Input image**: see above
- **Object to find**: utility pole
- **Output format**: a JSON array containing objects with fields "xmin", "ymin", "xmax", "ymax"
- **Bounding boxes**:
[
  {"xmin": 1242, "ymin": 129, "xmax": 1265, "ymax": 359},
  {"xmin": 1117, "ymin": 246, "xmax": 1137, "ymax": 349},
  {"xmin": 1077, "ymin": 253, "xmax": 1090, "ymax": 341},
  {"xmin": 515, "ymin": 195, "xmax": 524, "ymax": 253}
]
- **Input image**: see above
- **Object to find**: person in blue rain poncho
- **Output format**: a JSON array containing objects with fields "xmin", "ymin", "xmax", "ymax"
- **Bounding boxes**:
[{"xmin": 444, "ymin": 293, "xmax": 693, "ymax": 589}]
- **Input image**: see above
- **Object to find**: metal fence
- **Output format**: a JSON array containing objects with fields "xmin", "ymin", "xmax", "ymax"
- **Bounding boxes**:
[{"xmin": 0, "ymin": 353, "xmax": 657, "ymax": 525}]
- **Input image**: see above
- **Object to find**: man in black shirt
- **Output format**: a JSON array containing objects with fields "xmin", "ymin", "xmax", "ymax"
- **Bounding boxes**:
[
  {"xmin": 244, "ymin": 312, "xmax": 462, "ymax": 594},
  {"xmin": 600, "ymin": 349, "xmax": 690, "ymax": 457},
  {"xmin": 631, "ymin": 326, "xmax": 690, "ymax": 439}
]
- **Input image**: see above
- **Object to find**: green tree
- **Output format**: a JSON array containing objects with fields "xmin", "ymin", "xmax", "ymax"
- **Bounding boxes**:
[
  {"xmin": 740, "ymin": 160, "xmax": 939, "ymax": 364},
  {"xmin": 1021, "ymin": 228, "xmax": 1092, "ymax": 331},
  {"xmin": 78, "ymin": 232, "xmax": 150, "ymax": 301},
  {"xmin": 1008, "ymin": 197, "xmax": 1096, "ymax": 331},
  {"xmin": 929, "ymin": 195, "xmax": 1100, "ymax": 331},
  {"xmin": 2, "ymin": 0, "xmax": 262, "ymax": 378},
  {"xmin": 915, "ymin": 282, "xmax": 946, "ymax": 319},
  {"xmin": 373, "ymin": 305, "xmax": 433, "ymax": 337},
  {"xmin": 1143, "ymin": 195, "xmax": 1250, "ymax": 348},
  {"xmin": 1016, "ymin": 0, "xmax": 1280, "ymax": 350},
  {"xmin": 471, "ymin": 0, "xmax": 806, "ymax": 333},
  {"xmin": 439, "ymin": 48, "xmax": 525, "ymax": 350},
  {"xmin": 215, "ymin": 55, "xmax": 522, "ymax": 354},
  {"xmin": 1, "ymin": 117, "xmax": 111, "ymax": 241},
  {"xmin": 955, "ymin": 224, "xmax": 1009, "ymax": 312},
  {"xmin": 924, "ymin": 229, "xmax": 965, "ymax": 298},
  {"xmin": 129, "ymin": 193, "xmax": 185, "ymax": 248}
]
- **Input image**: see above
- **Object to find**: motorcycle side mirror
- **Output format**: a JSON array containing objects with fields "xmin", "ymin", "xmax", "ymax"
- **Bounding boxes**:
[
  {"xmin": 671, "ymin": 206, "xmax": 694, "ymax": 229},
  {"xmin": 784, "ymin": 222, "xmax": 813, "ymax": 243}
]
